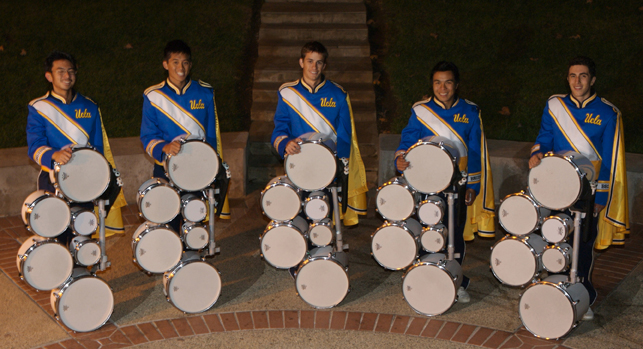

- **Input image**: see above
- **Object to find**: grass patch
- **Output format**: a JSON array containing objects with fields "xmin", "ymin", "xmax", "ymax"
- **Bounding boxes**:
[
  {"xmin": 366, "ymin": 0, "xmax": 643, "ymax": 153},
  {"xmin": 0, "ymin": 0, "xmax": 260, "ymax": 149}
]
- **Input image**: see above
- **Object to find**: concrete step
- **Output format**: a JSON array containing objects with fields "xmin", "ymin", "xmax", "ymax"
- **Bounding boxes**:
[
  {"xmin": 250, "ymin": 101, "xmax": 375, "ymax": 122},
  {"xmin": 259, "ymin": 39, "xmax": 370, "ymax": 57},
  {"xmin": 254, "ymin": 56, "xmax": 372, "ymax": 83},
  {"xmin": 252, "ymin": 82, "xmax": 375, "ymax": 104},
  {"xmin": 261, "ymin": 3, "xmax": 365, "ymax": 24},
  {"xmin": 259, "ymin": 23, "xmax": 368, "ymax": 42}
]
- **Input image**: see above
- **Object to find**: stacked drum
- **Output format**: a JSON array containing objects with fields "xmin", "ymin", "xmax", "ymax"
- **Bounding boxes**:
[
  {"xmin": 134, "ymin": 138, "xmax": 222, "ymax": 313},
  {"xmin": 490, "ymin": 151, "xmax": 594, "ymax": 339},
  {"xmin": 17, "ymin": 146, "xmax": 114, "ymax": 332},
  {"xmin": 260, "ymin": 132, "xmax": 349, "ymax": 309},
  {"xmin": 373, "ymin": 136, "xmax": 463, "ymax": 316}
]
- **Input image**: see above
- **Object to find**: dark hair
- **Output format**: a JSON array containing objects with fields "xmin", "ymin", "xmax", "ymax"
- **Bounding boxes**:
[
  {"xmin": 164, "ymin": 40, "xmax": 192, "ymax": 61},
  {"xmin": 44, "ymin": 51, "xmax": 77, "ymax": 73},
  {"xmin": 568, "ymin": 56, "xmax": 596, "ymax": 78},
  {"xmin": 300, "ymin": 41, "xmax": 328, "ymax": 63},
  {"xmin": 430, "ymin": 61, "xmax": 460, "ymax": 84}
]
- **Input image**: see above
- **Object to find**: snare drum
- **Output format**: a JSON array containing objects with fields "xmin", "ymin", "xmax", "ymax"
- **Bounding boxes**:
[
  {"xmin": 182, "ymin": 222, "xmax": 209, "ymax": 250},
  {"xmin": 50, "ymin": 268, "xmax": 114, "ymax": 332},
  {"xmin": 131, "ymin": 223, "xmax": 183, "ymax": 273},
  {"xmin": 403, "ymin": 136, "xmax": 460, "ymax": 194},
  {"xmin": 420, "ymin": 224, "xmax": 447, "ymax": 253},
  {"xmin": 402, "ymin": 253, "xmax": 463, "ymax": 316},
  {"xmin": 376, "ymin": 177, "xmax": 416, "ymax": 221},
  {"xmin": 165, "ymin": 139, "xmax": 220, "ymax": 192},
  {"xmin": 541, "ymin": 214, "xmax": 574, "ymax": 244},
  {"xmin": 285, "ymin": 132, "xmax": 337, "ymax": 191},
  {"xmin": 51, "ymin": 146, "xmax": 111, "ymax": 202},
  {"xmin": 295, "ymin": 246, "xmax": 349, "ymax": 309},
  {"xmin": 70, "ymin": 206, "xmax": 97, "ymax": 236},
  {"xmin": 304, "ymin": 191, "xmax": 330, "ymax": 221},
  {"xmin": 490, "ymin": 234, "xmax": 547, "ymax": 287},
  {"xmin": 417, "ymin": 195, "xmax": 445, "ymax": 226},
  {"xmin": 541, "ymin": 243, "xmax": 572, "ymax": 273},
  {"xmin": 261, "ymin": 176, "xmax": 302, "ymax": 222},
  {"xmin": 371, "ymin": 218, "xmax": 422, "ymax": 270},
  {"xmin": 17, "ymin": 236, "xmax": 73, "ymax": 291},
  {"xmin": 69, "ymin": 236, "xmax": 101, "ymax": 267},
  {"xmin": 309, "ymin": 218, "xmax": 334, "ymax": 247},
  {"xmin": 163, "ymin": 251, "xmax": 221, "ymax": 313},
  {"xmin": 260, "ymin": 216, "xmax": 308, "ymax": 269},
  {"xmin": 181, "ymin": 193, "xmax": 207, "ymax": 223},
  {"xmin": 520, "ymin": 275, "xmax": 590, "ymax": 339},
  {"xmin": 137, "ymin": 178, "xmax": 181, "ymax": 224},
  {"xmin": 498, "ymin": 192, "xmax": 550, "ymax": 236},
  {"xmin": 21, "ymin": 190, "xmax": 70, "ymax": 238},
  {"xmin": 528, "ymin": 151, "xmax": 595, "ymax": 210}
]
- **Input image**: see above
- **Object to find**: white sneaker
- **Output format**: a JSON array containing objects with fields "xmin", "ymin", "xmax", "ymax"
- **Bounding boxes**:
[
  {"xmin": 582, "ymin": 307, "xmax": 594, "ymax": 321},
  {"xmin": 457, "ymin": 287, "xmax": 470, "ymax": 303}
]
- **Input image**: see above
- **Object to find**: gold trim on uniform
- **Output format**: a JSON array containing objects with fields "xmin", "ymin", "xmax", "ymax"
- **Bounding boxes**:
[{"xmin": 144, "ymin": 81, "xmax": 166, "ymax": 95}]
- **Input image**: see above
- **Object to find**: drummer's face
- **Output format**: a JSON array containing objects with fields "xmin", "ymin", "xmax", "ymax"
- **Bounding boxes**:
[
  {"xmin": 163, "ymin": 52, "xmax": 192, "ymax": 88},
  {"xmin": 567, "ymin": 64, "xmax": 595, "ymax": 102},
  {"xmin": 432, "ymin": 71, "xmax": 458, "ymax": 108},
  {"xmin": 299, "ymin": 51, "xmax": 326, "ymax": 87}
]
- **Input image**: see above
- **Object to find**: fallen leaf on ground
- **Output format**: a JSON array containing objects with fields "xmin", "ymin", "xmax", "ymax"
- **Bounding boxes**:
[
  {"xmin": 20, "ymin": 49, "xmax": 26, "ymax": 56},
  {"xmin": 124, "ymin": 43, "xmax": 133, "ymax": 49},
  {"xmin": 499, "ymin": 106, "xmax": 511, "ymax": 116}
]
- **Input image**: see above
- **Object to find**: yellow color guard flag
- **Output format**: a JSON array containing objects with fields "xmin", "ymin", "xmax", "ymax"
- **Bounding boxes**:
[
  {"xmin": 464, "ymin": 123, "xmax": 496, "ymax": 241},
  {"xmin": 340, "ymin": 95, "xmax": 368, "ymax": 226}
]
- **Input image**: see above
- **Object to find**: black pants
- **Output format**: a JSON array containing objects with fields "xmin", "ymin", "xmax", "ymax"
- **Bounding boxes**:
[{"xmin": 562, "ymin": 209, "xmax": 598, "ymax": 305}]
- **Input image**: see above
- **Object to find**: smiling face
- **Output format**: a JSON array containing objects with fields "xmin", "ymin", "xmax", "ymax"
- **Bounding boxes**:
[
  {"xmin": 163, "ymin": 52, "xmax": 192, "ymax": 88},
  {"xmin": 299, "ymin": 51, "xmax": 326, "ymax": 87},
  {"xmin": 567, "ymin": 64, "xmax": 595, "ymax": 102},
  {"xmin": 432, "ymin": 70, "xmax": 458, "ymax": 108},
  {"xmin": 45, "ymin": 59, "xmax": 76, "ymax": 97}
]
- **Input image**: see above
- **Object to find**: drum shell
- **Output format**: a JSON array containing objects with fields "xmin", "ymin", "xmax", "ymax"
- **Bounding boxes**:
[
  {"xmin": 69, "ymin": 236, "xmax": 101, "ymax": 267},
  {"xmin": 541, "ymin": 213, "xmax": 574, "ymax": 244},
  {"xmin": 376, "ymin": 176, "xmax": 417, "ymax": 221},
  {"xmin": 403, "ymin": 136, "xmax": 460, "ymax": 194},
  {"xmin": 22, "ymin": 190, "xmax": 71, "ymax": 238},
  {"xmin": 164, "ymin": 139, "xmax": 220, "ymax": 192},
  {"xmin": 17, "ymin": 235, "xmax": 73, "ymax": 291},
  {"xmin": 284, "ymin": 132, "xmax": 338, "ymax": 192},
  {"xmin": 181, "ymin": 193, "xmax": 208, "ymax": 223},
  {"xmin": 490, "ymin": 234, "xmax": 548, "ymax": 287},
  {"xmin": 261, "ymin": 176, "xmax": 302, "ymax": 222},
  {"xmin": 420, "ymin": 223, "xmax": 447, "ymax": 253},
  {"xmin": 51, "ymin": 146, "xmax": 111, "ymax": 203},
  {"xmin": 260, "ymin": 216, "xmax": 309, "ymax": 269},
  {"xmin": 304, "ymin": 190, "xmax": 331, "ymax": 221},
  {"xmin": 70, "ymin": 206, "xmax": 98, "ymax": 236},
  {"xmin": 541, "ymin": 242, "xmax": 572, "ymax": 273},
  {"xmin": 295, "ymin": 246, "xmax": 349, "ymax": 309},
  {"xmin": 498, "ymin": 192, "xmax": 550, "ymax": 236},
  {"xmin": 181, "ymin": 222, "xmax": 209, "ymax": 250},
  {"xmin": 417, "ymin": 195, "xmax": 445, "ymax": 226},
  {"xmin": 137, "ymin": 177, "xmax": 181, "ymax": 224},
  {"xmin": 371, "ymin": 218, "xmax": 422, "ymax": 270},
  {"xmin": 163, "ymin": 251, "xmax": 222, "ymax": 313},
  {"xmin": 309, "ymin": 218, "xmax": 334, "ymax": 247},
  {"xmin": 131, "ymin": 223, "xmax": 183, "ymax": 273}
]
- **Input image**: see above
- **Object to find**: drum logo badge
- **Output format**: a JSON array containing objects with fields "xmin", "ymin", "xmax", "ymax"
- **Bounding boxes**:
[
  {"xmin": 502, "ymin": 209, "xmax": 508, "ymax": 218},
  {"xmin": 140, "ymin": 249, "xmax": 146, "ymax": 256},
  {"xmin": 34, "ymin": 213, "xmax": 40, "ymax": 220},
  {"xmin": 558, "ymin": 227, "xmax": 564, "ymax": 236},
  {"xmin": 265, "ymin": 200, "xmax": 272, "ymax": 206},
  {"xmin": 494, "ymin": 258, "xmax": 501, "ymax": 266},
  {"xmin": 532, "ymin": 178, "xmax": 539, "ymax": 185},
  {"xmin": 301, "ymin": 284, "xmax": 307, "ymax": 290},
  {"xmin": 90, "ymin": 219, "xmax": 95, "ymax": 227},
  {"xmin": 289, "ymin": 163, "xmax": 295, "ymax": 169},
  {"xmin": 524, "ymin": 303, "xmax": 530, "ymax": 310},
  {"xmin": 174, "ymin": 286, "xmax": 180, "ymax": 292},
  {"xmin": 62, "ymin": 172, "xmax": 69, "ymax": 181},
  {"xmin": 92, "ymin": 250, "xmax": 97, "ymax": 256},
  {"xmin": 264, "ymin": 244, "xmax": 270, "ymax": 251},
  {"xmin": 312, "ymin": 233, "xmax": 319, "ymax": 239},
  {"xmin": 145, "ymin": 202, "xmax": 152, "ymax": 208},
  {"xmin": 172, "ymin": 164, "xmax": 179, "ymax": 172},
  {"xmin": 27, "ymin": 266, "xmax": 33, "ymax": 273},
  {"xmin": 379, "ymin": 198, "xmax": 386, "ymax": 206},
  {"xmin": 63, "ymin": 305, "xmax": 69, "ymax": 311},
  {"xmin": 375, "ymin": 243, "xmax": 382, "ymax": 251},
  {"xmin": 407, "ymin": 285, "xmax": 412, "ymax": 291}
]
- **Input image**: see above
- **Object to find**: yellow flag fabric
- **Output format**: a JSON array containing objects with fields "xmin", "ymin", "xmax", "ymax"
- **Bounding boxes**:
[
  {"xmin": 214, "ymin": 98, "xmax": 231, "ymax": 219},
  {"xmin": 339, "ymin": 95, "xmax": 368, "ymax": 226}
]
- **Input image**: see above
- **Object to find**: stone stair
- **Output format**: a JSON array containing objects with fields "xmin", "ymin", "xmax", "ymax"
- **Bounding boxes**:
[{"xmin": 248, "ymin": 0, "xmax": 377, "ymax": 193}]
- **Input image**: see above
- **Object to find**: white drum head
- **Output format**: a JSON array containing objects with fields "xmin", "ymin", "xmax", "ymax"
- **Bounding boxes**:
[
  {"xmin": 305, "ymin": 197, "xmax": 329, "ymax": 221},
  {"xmin": 262, "ymin": 185, "xmax": 301, "ymax": 222},
  {"xmin": 403, "ymin": 263, "xmax": 457, "ymax": 316},
  {"xmin": 140, "ymin": 185, "xmax": 181, "ymax": 224},
  {"xmin": 490, "ymin": 238, "xmax": 540, "ymax": 286},
  {"xmin": 420, "ymin": 227, "xmax": 445, "ymax": 253},
  {"xmin": 541, "ymin": 217, "xmax": 569, "ymax": 244},
  {"xmin": 261, "ymin": 225, "xmax": 307, "ymax": 269},
  {"xmin": 403, "ymin": 144, "xmax": 454, "ymax": 194},
  {"xmin": 166, "ymin": 261, "xmax": 221, "ymax": 313},
  {"xmin": 184, "ymin": 225, "xmax": 208, "ymax": 250},
  {"xmin": 418, "ymin": 201, "xmax": 442, "ymax": 226},
  {"xmin": 542, "ymin": 248, "xmax": 568, "ymax": 273},
  {"xmin": 26, "ymin": 195, "xmax": 70, "ymax": 238},
  {"xmin": 18, "ymin": 239, "xmax": 73, "ymax": 290},
  {"xmin": 74, "ymin": 240, "xmax": 101, "ymax": 266},
  {"xmin": 167, "ymin": 141, "xmax": 219, "ymax": 191},
  {"xmin": 376, "ymin": 184, "xmax": 414, "ymax": 221},
  {"xmin": 498, "ymin": 195, "xmax": 539, "ymax": 236},
  {"xmin": 309, "ymin": 224, "xmax": 333, "ymax": 247},
  {"xmin": 133, "ymin": 228, "xmax": 183, "ymax": 273},
  {"xmin": 520, "ymin": 282, "xmax": 575, "ymax": 339},
  {"xmin": 54, "ymin": 277, "xmax": 114, "ymax": 332},
  {"xmin": 529, "ymin": 156, "xmax": 582, "ymax": 210},
  {"xmin": 71, "ymin": 209, "xmax": 97, "ymax": 236},
  {"xmin": 183, "ymin": 199, "xmax": 207, "ymax": 222},
  {"xmin": 285, "ymin": 143, "xmax": 336, "ymax": 191},
  {"xmin": 372, "ymin": 225, "xmax": 417, "ymax": 270},
  {"xmin": 57, "ymin": 149, "xmax": 110, "ymax": 202},
  {"xmin": 296, "ymin": 259, "xmax": 349, "ymax": 308}
]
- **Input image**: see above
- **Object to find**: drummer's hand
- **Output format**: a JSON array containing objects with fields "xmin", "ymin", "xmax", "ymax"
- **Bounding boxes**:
[
  {"xmin": 465, "ymin": 188, "xmax": 476, "ymax": 206},
  {"xmin": 528, "ymin": 153, "xmax": 543, "ymax": 169},
  {"xmin": 162, "ymin": 141, "xmax": 181, "ymax": 156},
  {"xmin": 396, "ymin": 155, "xmax": 410, "ymax": 171},
  {"xmin": 594, "ymin": 203, "xmax": 605, "ymax": 216},
  {"xmin": 285, "ymin": 138, "xmax": 302, "ymax": 155},
  {"xmin": 52, "ymin": 148, "xmax": 72, "ymax": 165}
]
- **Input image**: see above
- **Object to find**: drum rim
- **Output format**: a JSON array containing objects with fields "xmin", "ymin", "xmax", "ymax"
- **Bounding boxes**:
[
  {"xmin": 420, "ymin": 226, "xmax": 447, "ymax": 252},
  {"xmin": 498, "ymin": 192, "xmax": 542, "ymax": 236},
  {"xmin": 541, "ymin": 245, "xmax": 571, "ymax": 273},
  {"xmin": 401, "ymin": 257, "xmax": 459, "ymax": 316},
  {"xmin": 403, "ymin": 140, "xmax": 458, "ymax": 194},
  {"xmin": 260, "ymin": 223, "xmax": 308, "ymax": 268},
  {"xmin": 164, "ymin": 139, "xmax": 220, "ymax": 191},
  {"xmin": 19, "ymin": 239, "xmax": 73, "ymax": 290},
  {"xmin": 376, "ymin": 179, "xmax": 416, "ymax": 221},
  {"xmin": 527, "ymin": 153, "xmax": 585, "ymax": 210},
  {"xmin": 52, "ymin": 273, "xmax": 114, "ymax": 332},
  {"xmin": 371, "ymin": 222, "xmax": 420, "ymax": 270},
  {"xmin": 261, "ymin": 182, "xmax": 302, "ymax": 221},
  {"xmin": 309, "ymin": 221, "xmax": 334, "ymax": 247},
  {"xmin": 70, "ymin": 238, "xmax": 101, "ymax": 266},
  {"xmin": 295, "ymin": 255, "xmax": 349, "ymax": 309},
  {"xmin": 519, "ymin": 278, "xmax": 578, "ymax": 339},
  {"xmin": 53, "ymin": 148, "xmax": 111, "ymax": 202},
  {"xmin": 70, "ymin": 208, "xmax": 97, "ymax": 235},
  {"xmin": 417, "ymin": 199, "xmax": 445, "ymax": 226},
  {"xmin": 181, "ymin": 195, "xmax": 207, "ymax": 222},
  {"xmin": 541, "ymin": 215, "xmax": 573, "ymax": 243},
  {"xmin": 182, "ymin": 224, "xmax": 209, "ymax": 250},
  {"xmin": 24, "ymin": 193, "xmax": 71, "ymax": 236},
  {"xmin": 132, "ymin": 226, "xmax": 182, "ymax": 272},
  {"xmin": 490, "ymin": 235, "xmax": 542, "ymax": 286},
  {"xmin": 164, "ymin": 259, "xmax": 222, "ymax": 313},
  {"xmin": 304, "ymin": 196, "xmax": 330, "ymax": 221},
  {"xmin": 137, "ymin": 182, "xmax": 181, "ymax": 224},
  {"xmin": 284, "ymin": 142, "xmax": 337, "ymax": 192}
]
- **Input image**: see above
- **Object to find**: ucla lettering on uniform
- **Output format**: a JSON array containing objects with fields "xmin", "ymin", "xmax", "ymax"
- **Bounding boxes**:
[
  {"xmin": 320, "ymin": 97, "xmax": 336, "ymax": 107},
  {"xmin": 190, "ymin": 99, "xmax": 205, "ymax": 110},
  {"xmin": 75, "ymin": 109, "xmax": 91, "ymax": 119},
  {"xmin": 585, "ymin": 113, "xmax": 602, "ymax": 125},
  {"xmin": 454, "ymin": 113, "xmax": 469, "ymax": 123}
]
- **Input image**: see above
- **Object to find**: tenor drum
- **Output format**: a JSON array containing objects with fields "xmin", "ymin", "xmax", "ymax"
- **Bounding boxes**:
[
  {"xmin": 541, "ymin": 214, "xmax": 574, "ymax": 244},
  {"xmin": 17, "ymin": 236, "xmax": 73, "ymax": 291},
  {"xmin": 181, "ymin": 193, "xmax": 207, "ymax": 223},
  {"xmin": 490, "ymin": 234, "xmax": 547, "ymax": 287},
  {"xmin": 260, "ymin": 216, "xmax": 308, "ymax": 269},
  {"xmin": 137, "ymin": 178, "xmax": 181, "ymax": 224},
  {"xmin": 182, "ymin": 222, "xmax": 209, "ymax": 250},
  {"xmin": 261, "ymin": 176, "xmax": 302, "ymax": 222},
  {"xmin": 51, "ymin": 146, "xmax": 111, "ymax": 202},
  {"xmin": 21, "ymin": 190, "xmax": 70, "ymax": 238},
  {"xmin": 70, "ymin": 206, "xmax": 97, "ymax": 236},
  {"xmin": 131, "ymin": 223, "xmax": 183, "ymax": 273},
  {"xmin": 163, "ymin": 252, "xmax": 221, "ymax": 313},
  {"xmin": 420, "ymin": 224, "xmax": 447, "ymax": 253},
  {"xmin": 417, "ymin": 195, "xmax": 445, "ymax": 226},
  {"xmin": 69, "ymin": 236, "xmax": 101, "ymax": 267},
  {"xmin": 376, "ymin": 176, "xmax": 416, "ymax": 221},
  {"xmin": 402, "ymin": 253, "xmax": 463, "ymax": 316},
  {"xmin": 403, "ymin": 136, "xmax": 460, "ymax": 194},
  {"xmin": 295, "ymin": 246, "xmax": 349, "ymax": 309},
  {"xmin": 520, "ymin": 275, "xmax": 590, "ymax": 339},
  {"xmin": 165, "ymin": 139, "xmax": 220, "ymax": 192},
  {"xmin": 541, "ymin": 243, "xmax": 572, "ymax": 273},
  {"xmin": 498, "ymin": 192, "xmax": 550, "ymax": 236},
  {"xmin": 304, "ymin": 191, "xmax": 330, "ymax": 221},
  {"xmin": 285, "ymin": 132, "xmax": 337, "ymax": 191},
  {"xmin": 528, "ymin": 151, "xmax": 595, "ymax": 210},
  {"xmin": 371, "ymin": 218, "xmax": 422, "ymax": 270},
  {"xmin": 309, "ymin": 218, "xmax": 334, "ymax": 247},
  {"xmin": 50, "ymin": 268, "xmax": 114, "ymax": 332}
]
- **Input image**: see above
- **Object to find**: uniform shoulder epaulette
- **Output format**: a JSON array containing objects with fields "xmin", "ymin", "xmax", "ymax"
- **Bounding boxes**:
[
  {"xmin": 84, "ymin": 96, "xmax": 98, "ymax": 105},
  {"xmin": 464, "ymin": 99, "xmax": 479, "ymax": 107},
  {"xmin": 412, "ymin": 97, "xmax": 431, "ymax": 109},
  {"xmin": 600, "ymin": 98, "xmax": 620, "ymax": 114},
  {"xmin": 28, "ymin": 93, "xmax": 50, "ymax": 106},
  {"xmin": 330, "ymin": 81, "xmax": 347, "ymax": 94},
  {"xmin": 144, "ymin": 81, "xmax": 165, "ymax": 95},
  {"xmin": 547, "ymin": 94, "xmax": 567, "ymax": 100},
  {"xmin": 279, "ymin": 80, "xmax": 299, "ymax": 91},
  {"xmin": 198, "ymin": 80, "xmax": 212, "ymax": 89}
]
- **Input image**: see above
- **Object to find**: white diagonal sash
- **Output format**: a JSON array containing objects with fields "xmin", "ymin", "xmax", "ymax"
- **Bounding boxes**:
[
  {"xmin": 281, "ymin": 87, "xmax": 337, "ymax": 142},
  {"xmin": 548, "ymin": 98, "xmax": 599, "ymax": 161},
  {"xmin": 33, "ymin": 100, "xmax": 88, "ymax": 145},
  {"xmin": 414, "ymin": 104, "xmax": 467, "ymax": 158},
  {"xmin": 148, "ymin": 90, "xmax": 205, "ymax": 139}
]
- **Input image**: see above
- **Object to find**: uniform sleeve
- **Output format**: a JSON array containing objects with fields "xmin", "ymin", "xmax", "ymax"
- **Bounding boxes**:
[
  {"xmin": 271, "ymin": 94, "xmax": 294, "ymax": 159},
  {"xmin": 140, "ymin": 94, "xmax": 168, "ymax": 164},
  {"xmin": 335, "ymin": 93, "xmax": 352, "ymax": 159},
  {"xmin": 26, "ymin": 105, "xmax": 56, "ymax": 170},
  {"xmin": 466, "ymin": 111, "xmax": 483, "ymax": 194},
  {"xmin": 92, "ymin": 107, "xmax": 105, "ymax": 155},
  {"xmin": 205, "ymin": 90, "xmax": 218, "ymax": 152},
  {"xmin": 595, "ymin": 111, "xmax": 618, "ymax": 206},
  {"xmin": 532, "ymin": 104, "xmax": 555, "ymax": 156},
  {"xmin": 394, "ymin": 108, "xmax": 426, "ymax": 171}
]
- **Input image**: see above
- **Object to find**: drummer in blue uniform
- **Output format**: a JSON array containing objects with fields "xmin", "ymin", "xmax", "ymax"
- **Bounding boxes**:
[
  {"xmin": 529, "ymin": 56, "xmax": 629, "ymax": 321},
  {"xmin": 395, "ymin": 61, "xmax": 496, "ymax": 303}
]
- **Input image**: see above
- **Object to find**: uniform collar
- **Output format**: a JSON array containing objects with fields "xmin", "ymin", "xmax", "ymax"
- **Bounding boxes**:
[
  {"xmin": 300, "ymin": 76, "xmax": 326, "ymax": 94},
  {"xmin": 166, "ymin": 78, "xmax": 192, "ymax": 95},
  {"xmin": 569, "ymin": 92, "xmax": 597, "ymax": 109},
  {"xmin": 50, "ymin": 90, "xmax": 77, "ymax": 104},
  {"xmin": 432, "ymin": 96, "xmax": 459, "ymax": 110}
]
